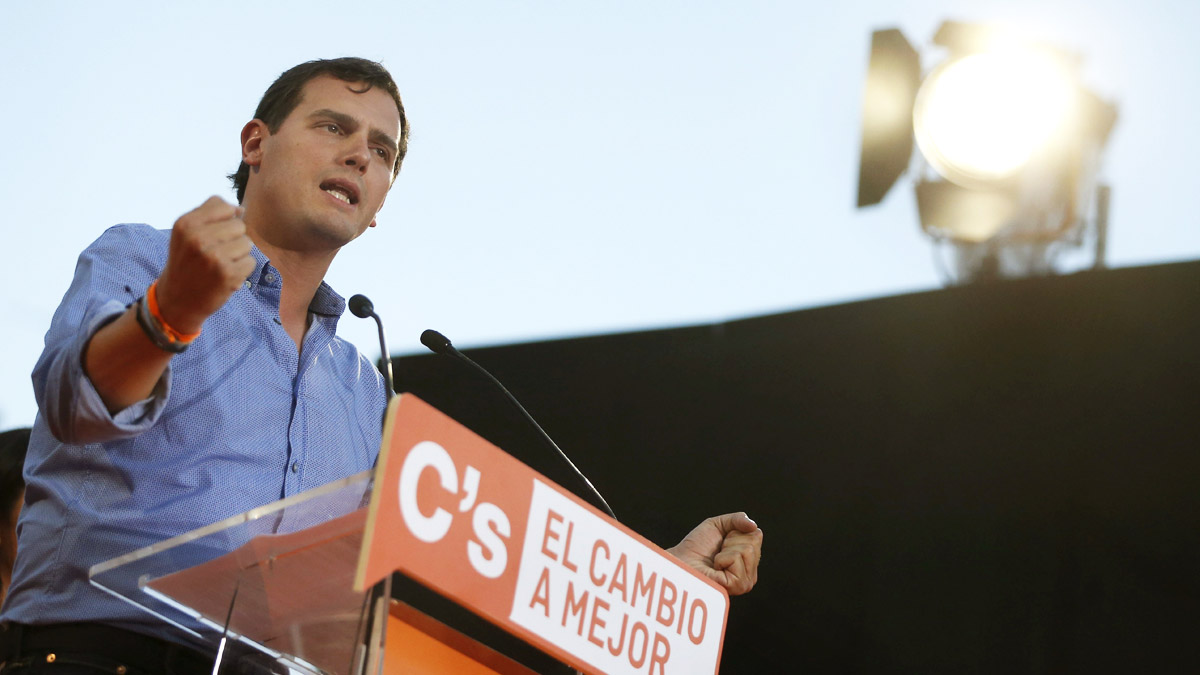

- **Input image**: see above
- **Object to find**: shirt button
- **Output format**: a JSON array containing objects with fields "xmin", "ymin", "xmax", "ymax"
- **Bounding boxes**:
[
  {"xmin": 291, "ymin": 461, "xmax": 300, "ymax": 474},
  {"xmin": 242, "ymin": 280, "xmax": 251, "ymax": 290},
  {"xmin": 264, "ymin": 273, "xmax": 277, "ymax": 284}
]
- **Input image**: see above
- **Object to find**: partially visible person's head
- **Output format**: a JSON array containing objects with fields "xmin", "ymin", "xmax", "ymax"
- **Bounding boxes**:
[
  {"xmin": 228, "ymin": 57, "xmax": 409, "ymax": 204},
  {"xmin": 0, "ymin": 427, "xmax": 30, "ymax": 604}
]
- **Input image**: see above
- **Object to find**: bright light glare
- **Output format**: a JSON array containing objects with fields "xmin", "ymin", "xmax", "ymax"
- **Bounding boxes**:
[{"xmin": 913, "ymin": 50, "xmax": 1077, "ymax": 186}]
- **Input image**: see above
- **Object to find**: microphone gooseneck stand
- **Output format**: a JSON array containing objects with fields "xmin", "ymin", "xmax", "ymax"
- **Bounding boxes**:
[
  {"xmin": 349, "ymin": 293, "xmax": 394, "ymax": 675},
  {"xmin": 420, "ymin": 329, "xmax": 616, "ymax": 521}
]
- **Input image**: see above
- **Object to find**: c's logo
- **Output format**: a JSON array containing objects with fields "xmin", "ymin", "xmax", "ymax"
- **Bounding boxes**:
[{"xmin": 398, "ymin": 441, "xmax": 511, "ymax": 578}]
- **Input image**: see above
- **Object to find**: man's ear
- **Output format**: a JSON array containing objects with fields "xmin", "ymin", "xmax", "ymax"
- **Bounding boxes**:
[
  {"xmin": 369, "ymin": 191, "xmax": 389, "ymax": 228},
  {"xmin": 241, "ymin": 120, "xmax": 269, "ymax": 167}
]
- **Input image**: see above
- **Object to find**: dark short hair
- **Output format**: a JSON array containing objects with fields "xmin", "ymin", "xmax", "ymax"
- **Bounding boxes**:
[
  {"xmin": 227, "ymin": 57, "xmax": 410, "ymax": 203},
  {"xmin": 0, "ymin": 427, "xmax": 29, "ymax": 523}
]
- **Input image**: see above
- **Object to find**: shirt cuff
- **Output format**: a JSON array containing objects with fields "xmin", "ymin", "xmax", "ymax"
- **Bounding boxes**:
[{"xmin": 71, "ymin": 301, "xmax": 173, "ymax": 438}]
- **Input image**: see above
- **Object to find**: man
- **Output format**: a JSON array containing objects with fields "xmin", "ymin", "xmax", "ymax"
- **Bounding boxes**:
[{"xmin": 0, "ymin": 58, "xmax": 761, "ymax": 672}]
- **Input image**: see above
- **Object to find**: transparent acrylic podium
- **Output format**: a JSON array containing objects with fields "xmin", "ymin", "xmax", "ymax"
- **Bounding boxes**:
[
  {"xmin": 83, "ymin": 392, "xmax": 707, "ymax": 675},
  {"xmin": 89, "ymin": 470, "xmax": 383, "ymax": 675}
]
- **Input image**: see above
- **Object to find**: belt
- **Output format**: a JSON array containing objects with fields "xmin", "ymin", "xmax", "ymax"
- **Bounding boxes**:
[{"xmin": 0, "ymin": 622, "xmax": 220, "ymax": 675}]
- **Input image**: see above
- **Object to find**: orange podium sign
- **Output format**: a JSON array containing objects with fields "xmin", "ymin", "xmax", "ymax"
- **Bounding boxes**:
[{"xmin": 355, "ymin": 394, "xmax": 728, "ymax": 675}]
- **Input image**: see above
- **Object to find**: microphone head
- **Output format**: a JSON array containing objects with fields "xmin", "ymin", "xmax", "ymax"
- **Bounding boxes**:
[
  {"xmin": 420, "ymin": 329, "xmax": 455, "ymax": 355},
  {"xmin": 348, "ymin": 294, "xmax": 374, "ymax": 319}
]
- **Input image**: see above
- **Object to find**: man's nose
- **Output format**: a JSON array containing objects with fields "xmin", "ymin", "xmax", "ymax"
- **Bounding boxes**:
[{"xmin": 341, "ymin": 136, "xmax": 371, "ymax": 172}]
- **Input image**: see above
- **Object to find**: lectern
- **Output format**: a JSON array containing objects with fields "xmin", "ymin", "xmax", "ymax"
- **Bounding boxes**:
[{"xmin": 90, "ymin": 395, "xmax": 729, "ymax": 674}]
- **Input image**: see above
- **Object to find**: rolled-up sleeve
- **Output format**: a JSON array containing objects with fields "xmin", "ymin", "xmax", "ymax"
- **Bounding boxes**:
[{"xmin": 32, "ymin": 225, "xmax": 173, "ymax": 444}]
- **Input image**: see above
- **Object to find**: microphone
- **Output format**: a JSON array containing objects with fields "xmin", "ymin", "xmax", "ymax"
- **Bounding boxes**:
[
  {"xmin": 420, "ymin": 329, "xmax": 616, "ymax": 520},
  {"xmin": 349, "ymin": 294, "xmax": 395, "ymax": 400}
]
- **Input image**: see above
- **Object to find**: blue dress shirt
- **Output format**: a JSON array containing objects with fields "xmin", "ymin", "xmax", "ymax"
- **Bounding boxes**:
[{"xmin": 1, "ymin": 224, "xmax": 386, "ymax": 645}]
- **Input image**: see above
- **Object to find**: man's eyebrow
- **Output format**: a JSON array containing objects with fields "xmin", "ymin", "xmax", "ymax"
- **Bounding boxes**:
[
  {"xmin": 310, "ymin": 108, "xmax": 358, "ymax": 131},
  {"xmin": 310, "ymin": 108, "xmax": 398, "ymax": 157},
  {"xmin": 369, "ymin": 128, "xmax": 400, "ymax": 158}
]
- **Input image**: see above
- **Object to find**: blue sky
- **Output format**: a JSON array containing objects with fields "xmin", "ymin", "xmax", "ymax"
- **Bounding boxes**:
[{"xmin": 1, "ymin": 0, "xmax": 1197, "ymax": 427}]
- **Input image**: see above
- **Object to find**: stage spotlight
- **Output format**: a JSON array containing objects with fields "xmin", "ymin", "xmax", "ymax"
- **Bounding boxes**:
[
  {"xmin": 914, "ymin": 48, "xmax": 1077, "ymax": 187},
  {"xmin": 857, "ymin": 29, "xmax": 920, "ymax": 208},
  {"xmin": 857, "ymin": 21, "xmax": 1117, "ymax": 282}
]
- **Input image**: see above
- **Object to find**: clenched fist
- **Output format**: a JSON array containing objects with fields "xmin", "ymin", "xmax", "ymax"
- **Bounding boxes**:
[
  {"xmin": 667, "ymin": 512, "xmax": 763, "ymax": 596},
  {"xmin": 155, "ymin": 196, "xmax": 256, "ymax": 334}
]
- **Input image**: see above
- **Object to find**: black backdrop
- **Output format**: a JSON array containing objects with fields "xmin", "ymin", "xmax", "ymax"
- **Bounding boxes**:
[{"xmin": 390, "ymin": 260, "xmax": 1199, "ymax": 673}]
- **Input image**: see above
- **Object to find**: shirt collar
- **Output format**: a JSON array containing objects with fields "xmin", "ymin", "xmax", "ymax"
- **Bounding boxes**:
[{"xmin": 246, "ymin": 244, "xmax": 347, "ymax": 318}]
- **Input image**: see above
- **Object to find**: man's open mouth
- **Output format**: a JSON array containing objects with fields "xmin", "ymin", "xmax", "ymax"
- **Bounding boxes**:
[{"xmin": 320, "ymin": 181, "xmax": 359, "ymax": 205}]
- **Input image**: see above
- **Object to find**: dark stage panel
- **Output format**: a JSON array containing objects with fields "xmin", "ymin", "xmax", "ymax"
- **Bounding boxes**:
[{"xmin": 393, "ymin": 260, "xmax": 1200, "ymax": 673}]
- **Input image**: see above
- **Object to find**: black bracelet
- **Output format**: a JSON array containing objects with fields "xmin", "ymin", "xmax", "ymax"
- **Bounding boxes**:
[{"xmin": 134, "ymin": 296, "xmax": 189, "ymax": 353}]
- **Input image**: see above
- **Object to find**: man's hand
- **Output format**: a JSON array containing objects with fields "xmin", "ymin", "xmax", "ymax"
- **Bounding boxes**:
[
  {"xmin": 82, "ymin": 197, "xmax": 255, "ymax": 416},
  {"xmin": 667, "ymin": 512, "xmax": 763, "ymax": 596},
  {"xmin": 156, "ymin": 196, "xmax": 255, "ymax": 335}
]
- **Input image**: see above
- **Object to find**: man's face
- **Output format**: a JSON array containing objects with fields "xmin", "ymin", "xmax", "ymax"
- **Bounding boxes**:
[{"xmin": 242, "ymin": 75, "xmax": 402, "ymax": 252}]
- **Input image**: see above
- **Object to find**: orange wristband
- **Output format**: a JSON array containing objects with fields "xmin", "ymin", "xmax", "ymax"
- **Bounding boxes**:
[{"xmin": 146, "ymin": 280, "xmax": 201, "ymax": 343}]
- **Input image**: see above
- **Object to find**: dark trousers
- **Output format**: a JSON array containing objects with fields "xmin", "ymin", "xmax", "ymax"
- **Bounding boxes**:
[{"xmin": 0, "ymin": 623, "xmax": 221, "ymax": 675}]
